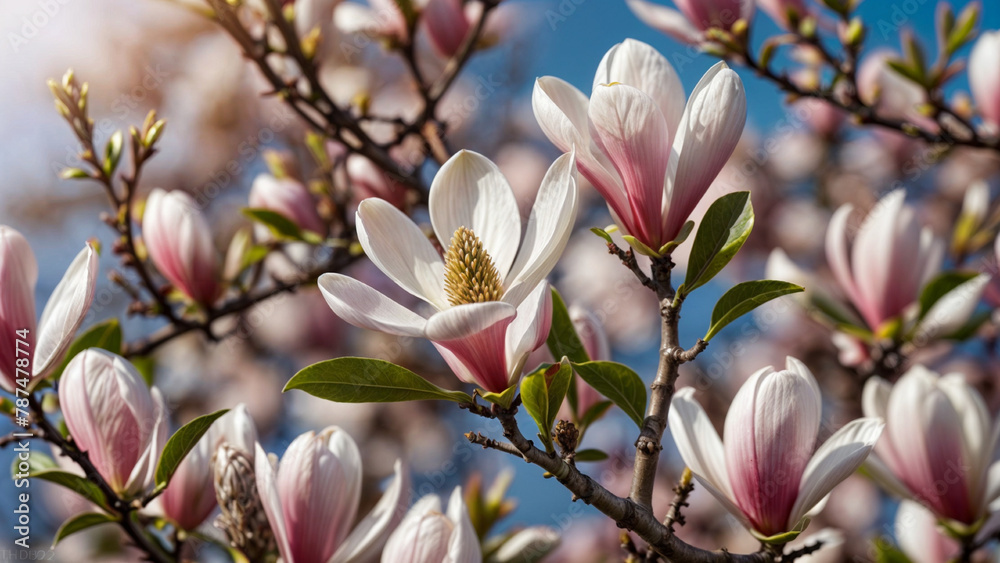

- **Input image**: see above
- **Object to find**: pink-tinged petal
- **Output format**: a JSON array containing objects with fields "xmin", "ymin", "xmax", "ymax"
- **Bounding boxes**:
[
  {"xmin": 250, "ymin": 175, "xmax": 326, "ymax": 235},
  {"xmin": 916, "ymin": 274, "xmax": 988, "ymax": 341},
  {"xmin": 347, "ymin": 155, "xmax": 408, "ymax": 210},
  {"xmin": 423, "ymin": 0, "xmax": 470, "ymax": 57},
  {"xmin": 255, "ymin": 443, "xmax": 295, "ymax": 563},
  {"xmin": 938, "ymin": 374, "xmax": 992, "ymax": 510},
  {"xmin": 143, "ymin": 189, "xmax": 221, "ymax": 306},
  {"xmin": 33, "ymin": 243, "xmax": 98, "ymax": 378},
  {"xmin": 125, "ymin": 387, "xmax": 167, "ymax": 497},
  {"xmin": 380, "ymin": 494, "xmax": 446, "ymax": 563},
  {"xmin": 318, "ymin": 273, "xmax": 428, "ymax": 338},
  {"xmin": 825, "ymin": 203, "xmax": 878, "ymax": 328},
  {"xmin": 429, "ymin": 151, "xmax": 521, "ymax": 280},
  {"xmin": 757, "ymin": 0, "xmax": 808, "ymax": 29},
  {"xmin": 724, "ymin": 360, "xmax": 821, "ymax": 536},
  {"xmin": 788, "ymin": 418, "xmax": 884, "ymax": 529},
  {"xmin": 673, "ymin": 0, "xmax": 747, "ymax": 30},
  {"xmin": 895, "ymin": 501, "xmax": 960, "ymax": 563},
  {"xmin": 668, "ymin": 388, "xmax": 749, "ymax": 529},
  {"xmin": 368, "ymin": 0, "xmax": 409, "ymax": 39},
  {"xmin": 664, "ymin": 62, "xmax": 746, "ymax": 242},
  {"xmin": 428, "ymin": 303, "xmax": 517, "ymax": 392},
  {"xmin": 593, "ymin": 39, "xmax": 686, "ymax": 133},
  {"xmin": 970, "ymin": 31, "xmax": 1000, "ymax": 129},
  {"xmin": 504, "ymin": 152, "xmax": 578, "ymax": 305},
  {"xmin": 568, "ymin": 304, "xmax": 611, "ymax": 362},
  {"xmin": 331, "ymin": 459, "xmax": 410, "ymax": 563},
  {"xmin": 445, "ymin": 487, "xmax": 482, "ymax": 563},
  {"xmin": 160, "ymin": 408, "xmax": 218, "ymax": 530},
  {"xmin": 356, "ymin": 198, "xmax": 448, "ymax": 309},
  {"xmin": 0, "ymin": 226, "xmax": 38, "ymax": 393},
  {"xmin": 218, "ymin": 403, "xmax": 258, "ymax": 458},
  {"xmin": 531, "ymin": 77, "xmax": 629, "ymax": 224},
  {"xmin": 588, "ymin": 83, "xmax": 670, "ymax": 248},
  {"xmin": 626, "ymin": 0, "xmax": 703, "ymax": 44},
  {"xmin": 504, "ymin": 282, "xmax": 553, "ymax": 388}
]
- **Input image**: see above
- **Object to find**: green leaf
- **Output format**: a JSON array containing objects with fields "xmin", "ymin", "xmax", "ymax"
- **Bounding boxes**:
[
  {"xmin": 946, "ymin": 3, "xmax": 978, "ymax": 54},
  {"xmin": 622, "ymin": 235, "xmax": 660, "ymax": 257},
  {"xmin": 589, "ymin": 227, "xmax": 613, "ymax": 244},
  {"xmin": 545, "ymin": 288, "xmax": 590, "ymax": 365},
  {"xmin": 917, "ymin": 271, "xmax": 979, "ymax": 321},
  {"xmin": 243, "ymin": 208, "xmax": 304, "ymax": 241},
  {"xmin": 520, "ymin": 360, "xmax": 573, "ymax": 453},
  {"xmin": 50, "ymin": 318, "xmax": 123, "ymax": 381},
  {"xmin": 658, "ymin": 220, "xmax": 694, "ymax": 255},
  {"xmin": 873, "ymin": 543, "xmax": 912, "ymax": 563},
  {"xmin": 571, "ymin": 361, "xmax": 647, "ymax": 428},
  {"xmin": 705, "ymin": 280, "xmax": 804, "ymax": 341},
  {"xmin": 285, "ymin": 357, "xmax": 474, "ymax": 404},
  {"xmin": 574, "ymin": 449, "xmax": 609, "ymax": 462},
  {"xmin": 54, "ymin": 512, "xmax": 116, "ymax": 545},
  {"xmin": 154, "ymin": 409, "xmax": 229, "ymax": 490},
  {"xmin": 11, "ymin": 456, "xmax": 108, "ymax": 509},
  {"xmin": 682, "ymin": 192, "xmax": 753, "ymax": 295},
  {"xmin": 103, "ymin": 130, "xmax": 123, "ymax": 177},
  {"xmin": 480, "ymin": 384, "xmax": 518, "ymax": 409}
]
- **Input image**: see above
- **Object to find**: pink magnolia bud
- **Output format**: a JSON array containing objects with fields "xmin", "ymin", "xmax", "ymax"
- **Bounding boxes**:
[
  {"xmin": 249, "ymin": 174, "xmax": 327, "ymax": 235},
  {"xmin": 969, "ymin": 30, "xmax": 1000, "ymax": 131},
  {"xmin": 863, "ymin": 366, "xmax": 1000, "ymax": 529},
  {"xmin": 59, "ymin": 349, "xmax": 167, "ymax": 497},
  {"xmin": 255, "ymin": 427, "xmax": 410, "ymax": 563},
  {"xmin": 346, "ymin": 155, "xmax": 408, "ymax": 211},
  {"xmin": 670, "ymin": 357, "xmax": 883, "ymax": 539},
  {"xmin": 558, "ymin": 305, "xmax": 609, "ymax": 421},
  {"xmin": 0, "ymin": 226, "xmax": 98, "ymax": 392},
  {"xmin": 160, "ymin": 405, "xmax": 258, "ymax": 530},
  {"xmin": 381, "ymin": 488, "xmax": 481, "ymax": 563},
  {"xmin": 757, "ymin": 0, "xmax": 808, "ymax": 29},
  {"xmin": 143, "ymin": 189, "xmax": 222, "ymax": 307},
  {"xmin": 423, "ymin": 0, "xmax": 471, "ymax": 57},
  {"xmin": 627, "ymin": 0, "xmax": 753, "ymax": 45}
]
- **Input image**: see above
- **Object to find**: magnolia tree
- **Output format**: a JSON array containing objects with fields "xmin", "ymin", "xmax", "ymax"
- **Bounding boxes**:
[{"xmin": 4, "ymin": 0, "xmax": 1000, "ymax": 561}]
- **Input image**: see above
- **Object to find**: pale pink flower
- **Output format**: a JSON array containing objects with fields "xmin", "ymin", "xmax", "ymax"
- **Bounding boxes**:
[
  {"xmin": 863, "ymin": 366, "xmax": 1000, "ymax": 530},
  {"xmin": 423, "ymin": 0, "xmax": 471, "ymax": 57},
  {"xmin": 626, "ymin": 0, "xmax": 753, "ymax": 45},
  {"xmin": 857, "ymin": 50, "xmax": 935, "ymax": 131},
  {"xmin": 250, "ymin": 174, "xmax": 327, "ymax": 235},
  {"xmin": 380, "ymin": 488, "xmax": 481, "ymax": 563},
  {"xmin": 143, "ymin": 189, "xmax": 222, "ymax": 306},
  {"xmin": 895, "ymin": 501, "xmax": 960, "ymax": 563},
  {"xmin": 533, "ymin": 40, "xmax": 746, "ymax": 253},
  {"xmin": 254, "ymin": 427, "xmax": 409, "ymax": 563},
  {"xmin": 756, "ymin": 0, "xmax": 809, "ymax": 29},
  {"xmin": 320, "ymin": 150, "xmax": 578, "ymax": 392},
  {"xmin": 59, "ymin": 349, "xmax": 167, "ymax": 497},
  {"xmin": 558, "ymin": 305, "xmax": 609, "ymax": 421},
  {"xmin": 0, "ymin": 226, "xmax": 98, "ymax": 393},
  {"xmin": 160, "ymin": 404, "xmax": 257, "ymax": 530},
  {"xmin": 970, "ymin": 30, "xmax": 1000, "ymax": 132},
  {"xmin": 346, "ymin": 154, "xmax": 408, "ymax": 211},
  {"xmin": 669, "ymin": 357, "xmax": 883, "ymax": 539}
]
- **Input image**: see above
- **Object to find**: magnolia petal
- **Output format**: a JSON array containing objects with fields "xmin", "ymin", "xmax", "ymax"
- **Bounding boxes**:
[
  {"xmin": 430, "ymin": 306, "xmax": 517, "ymax": 393},
  {"xmin": 331, "ymin": 460, "xmax": 410, "ymax": 563},
  {"xmin": 664, "ymin": 62, "xmax": 746, "ymax": 241},
  {"xmin": 125, "ymin": 387, "xmax": 167, "ymax": 497},
  {"xmin": 938, "ymin": 373, "xmax": 993, "ymax": 508},
  {"xmin": 445, "ymin": 487, "xmax": 482, "ymax": 563},
  {"xmin": 425, "ymin": 302, "xmax": 517, "ymax": 342},
  {"xmin": 625, "ymin": 0, "xmax": 703, "ymax": 45},
  {"xmin": 333, "ymin": 3, "xmax": 378, "ymax": 34},
  {"xmin": 429, "ymin": 151, "xmax": 521, "ymax": 280},
  {"xmin": 861, "ymin": 376, "xmax": 891, "ymax": 419},
  {"xmin": 504, "ymin": 152, "xmax": 578, "ymax": 304},
  {"xmin": 668, "ymin": 388, "xmax": 735, "ymax": 501},
  {"xmin": 987, "ymin": 461, "xmax": 1000, "ymax": 509},
  {"xmin": 423, "ymin": 0, "xmax": 470, "ymax": 57},
  {"xmin": 895, "ymin": 500, "xmax": 961, "ymax": 563},
  {"xmin": 318, "ymin": 274, "xmax": 428, "ymax": 338},
  {"xmin": 357, "ymin": 198, "xmax": 448, "ymax": 309},
  {"xmin": 824, "ymin": 204, "xmax": 867, "ymax": 320},
  {"xmin": 326, "ymin": 428, "xmax": 364, "ymax": 545},
  {"xmin": 593, "ymin": 38, "xmax": 686, "ymax": 134},
  {"xmin": 589, "ymin": 83, "xmax": 671, "ymax": 247},
  {"xmin": 788, "ymin": 418, "xmax": 884, "ymax": 529},
  {"xmin": 916, "ymin": 274, "xmax": 988, "ymax": 340},
  {"xmin": 0, "ymin": 226, "xmax": 39, "ymax": 392},
  {"xmin": 504, "ymin": 282, "xmax": 553, "ymax": 388},
  {"xmin": 255, "ymin": 443, "xmax": 296, "ymax": 563},
  {"xmin": 34, "ymin": 243, "xmax": 99, "ymax": 378},
  {"xmin": 863, "ymin": 454, "xmax": 914, "ymax": 501}
]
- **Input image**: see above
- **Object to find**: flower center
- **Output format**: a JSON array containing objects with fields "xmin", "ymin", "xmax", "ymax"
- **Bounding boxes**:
[{"xmin": 443, "ymin": 226, "xmax": 504, "ymax": 306}]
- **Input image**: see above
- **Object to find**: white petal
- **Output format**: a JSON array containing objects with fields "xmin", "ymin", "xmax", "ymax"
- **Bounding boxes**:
[
  {"xmin": 445, "ymin": 487, "xmax": 482, "ymax": 563},
  {"xmin": 357, "ymin": 199, "xmax": 448, "ymax": 309},
  {"xmin": 333, "ymin": 3, "xmax": 378, "ymax": 34},
  {"xmin": 504, "ymin": 282, "xmax": 552, "ymax": 384},
  {"xmin": 429, "ymin": 150, "xmax": 521, "ymax": 280},
  {"xmin": 895, "ymin": 500, "xmax": 960, "ymax": 563},
  {"xmin": 125, "ymin": 387, "xmax": 167, "ymax": 497},
  {"xmin": 788, "ymin": 418, "xmax": 884, "ymax": 527},
  {"xmin": 664, "ymin": 62, "xmax": 746, "ymax": 236},
  {"xmin": 668, "ymin": 389, "xmax": 737, "ymax": 505},
  {"xmin": 987, "ymin": 461, "xmax": 1000, "ymax": 509},
  {"xmin": 863, "ymin": 454, "xmax": 914, "ymax": 500},
  {"xmin": 33, "ymin": 243, "xmax": 99, "ymax": 377},
  {"xmin": 318, "ymin": 273, "xmax": 428, "ymax": 337},
  {"xmin": 915, "ymin": 274, "xmax": 988, "ymax": 340},
  {"xmin": 255, "ymin": 443, "xmax": 295, "ymax": 563},
  {"xmin": 331, "ymin": 459, "xmax": 410, "ymax": 563},
  {"xmin": 861, "ymin": 376, "xmax": 891, "ymax": 419},
  {"xmin": 593, "ymin": 38, "xmax": 686, "ymax": 133},
  {"xmin": 326, "ymin": 427, "xmax": 364, "ymax": 544},
  {"xmin": 425, "ymin": 302, "xmax": 516, "ymax": 342},
  {"xmin": 504, "ymin": 152, "xmax": 578, "ymax": 305},
  {"xmin": 625, "ymin": 0, "xmax": 703, "ymax": 45}
]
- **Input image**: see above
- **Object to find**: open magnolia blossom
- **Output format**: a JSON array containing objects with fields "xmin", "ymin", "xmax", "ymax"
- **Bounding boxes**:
[
  {"xmin": 863, "ymin": 366, "xmax": 1000, "ymax": 534},
  {"xmin": 625, "ymin": 0, "xmax": 754, "ymax": 45},
  {"xmin": 255, "ymin": 427, "xmax": 410, "ymax": 563},
  {"xmin": 60, "ymin": 349, "xmax": 167, "ymax": 497},
  {"xmin": 533, "ymin": 39, "xmax": 746, "ymax": 254},
  {"xmin": 669, "ymin": 357, "xmax": 884, "ymax": 541},
  {"xmin": 895, "ymin": 501, "xmax": 960, "ymax": 563},
  {"xmin": 320, "ymin": 150, "xmax": 578, "ymax": 393},
  {"xmin": 381, "ymin": 487, "xmax": 481, "ymax": 563},
  {"xmin": 826, "ymin": 189, "xmax": 987, "ymax": 339},
  {"xmin": 0, "ymin": 226, "xmax": 98, "ymax": 393}
]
